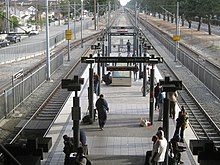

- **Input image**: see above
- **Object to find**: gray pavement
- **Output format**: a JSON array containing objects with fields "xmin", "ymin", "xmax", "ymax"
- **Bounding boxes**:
[{"xmin": 42, "ymin": 53, "xmax": 198, "ymax": 165}]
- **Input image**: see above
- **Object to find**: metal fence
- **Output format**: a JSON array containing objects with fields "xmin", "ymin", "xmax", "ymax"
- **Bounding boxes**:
[
  {"xmin": 141, "ymin": 18, "xmax": 220, "ymax": 99},
  {"xmin": 0, "ymin": 53, "xmax": 63, "ymax": 120}
]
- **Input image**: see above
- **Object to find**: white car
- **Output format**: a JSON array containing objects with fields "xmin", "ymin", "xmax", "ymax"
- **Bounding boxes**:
[{"xmin": 29, "ymin": 30, "xmax": 39, "ymax": 35}]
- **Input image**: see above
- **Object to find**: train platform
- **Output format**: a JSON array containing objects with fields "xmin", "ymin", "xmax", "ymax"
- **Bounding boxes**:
[{"xmin": 42, "ymin": 54, "xmax": 198, "ymax": 165}]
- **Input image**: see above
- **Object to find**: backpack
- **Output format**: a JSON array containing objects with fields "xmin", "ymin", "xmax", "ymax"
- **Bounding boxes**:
[{"xmin": 82, "ymin": 115, "xmax": 93, "ymax": 124}]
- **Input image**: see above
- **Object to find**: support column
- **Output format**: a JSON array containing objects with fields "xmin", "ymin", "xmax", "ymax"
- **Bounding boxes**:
[
  {"xmin": 163, "ymin": 97, "xmax": 170, "ymax": 165},
  {"xmin": 88, "ymin": 65, "xmax": 94, "ymax": 122},
  {"xmin": 97, "ymin": 50, "xmax": 101, "ymax": 96},
  {"xmin": 149, "ymin": 64, "xmax": 155, "ymax": 125}
]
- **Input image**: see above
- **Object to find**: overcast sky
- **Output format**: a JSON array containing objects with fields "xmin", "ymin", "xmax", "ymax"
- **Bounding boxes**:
[{"xmin": 120, "ymin": 0, "xmax": 130, "ymax": 6}]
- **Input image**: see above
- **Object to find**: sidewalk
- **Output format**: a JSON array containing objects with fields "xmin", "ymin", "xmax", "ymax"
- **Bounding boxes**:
[{"xmin": 42, "ymin": 53, "xmax": 198, "ymax": 164}]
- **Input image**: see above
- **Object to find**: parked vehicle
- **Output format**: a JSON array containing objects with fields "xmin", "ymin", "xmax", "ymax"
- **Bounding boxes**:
[
  {"xmin": 6, "ymin": 34, "xmax": 21, "ymax": 43},
  {"xmin": 29, "ymin": 30, "xmax": 39, "ymax": 35},
  {"xmin": 0, "ymin": 39, "xmax": 10, "ymax": 47}
]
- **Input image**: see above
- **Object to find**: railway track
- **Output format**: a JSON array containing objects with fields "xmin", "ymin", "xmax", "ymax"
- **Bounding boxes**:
[
  {"xmin": 127, "ymin": 9, "xmax": 220, "ymax": 149},
  {"xmin": 1, "ymin": 10, "xmax": 116, "ymax": 144},
  {"xmin": 2, "ymin": 32, "xmax": 100, "ymax": 145}
]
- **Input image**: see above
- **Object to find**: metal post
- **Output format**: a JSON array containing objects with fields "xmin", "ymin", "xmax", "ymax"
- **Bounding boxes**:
[
  {"xmin": 67, "ymin": 1, "xmax": 70, "ymax": 61},
  {"xmin": 46, "ymin": 0, "xmax": 51, "ymax": 80},
  {"xmin": 102, "ymin": 39, "xmax": 105, "ymax": 77},
  {"xmin": 97, "ymin": 50, "xmax": 101, "ymax": 96},
  {"xmin": 4, "ymin": 90, "xmax": 8, "ymax": 118},
  {"xmin": 163, "ymin": 97, "xmax": 170, "ymax": 165},
  {"xmin": 94, "ymin": 0, "xmax": 96, "ymax": 30},
  {"xmin": 81, "ymin": 0, "xmax": 83, "ymax": 48},
  {"xmin": 143, "ymin": 52, "xmax": 146, "ymax": 97},
  {"xmin": 108, "ymin": 2, "xmax": 110, "ymax": 28},
  {"xmin": 73, "ymin": 2, "xmax": 76, "ymax": 39},
  {"xmin": 175, "ymin": 1, "xmax": 179, "ymax": 62},
  {"xmin": 139, "ymin": 42, "xmax": 142, "ymax": 79},
  {"xmin": 89, "ymin": 64, "xmax": 94, "ymax": 122},
  {"xmin": 5, "ymin": 0, "xmax": 10, "ymax": 33},
  {"xmin": 149, "ymin": 64, "xmax": 155, "ymax": 125},
  {"xmin": 108, "ymin": 32, "xmax": 111, "ymax": 55},
  {"xmin": 97, "ymin": 3, "xmax": 99, "ymax": 30},
  {"xmin": 73, "ymin": 92, "xmax": 80, "ymax": 151}
]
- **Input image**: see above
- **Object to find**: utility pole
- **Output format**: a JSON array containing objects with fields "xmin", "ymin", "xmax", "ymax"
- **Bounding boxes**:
[
  {"xmin": 5, "ymin": 0, "xmax": 10, "ymax": 33},
  {"xmin": 94, "ymin": 0, "xmax": 97, "ymax": 30},
  {"xmin": 73, "ymin": 2, "xmax": 76, "ymax": 39},
  {"xmin": 175, "ymin": 1, "xmax": 180, "ymax": 62},
  {"xmin": 67, "ymin": 1, "xmax": 70, "ymax": 61},
  {"xmin": 81, "ymin": 0, "xmax": 83, "ymax": 48},
  {"xmin": 97, "ymin": 3, "xmax": 99, "ymax": 30},
  {"xmin": 46, "ymin": 0, "xmax": 51, "ymax": 81}
]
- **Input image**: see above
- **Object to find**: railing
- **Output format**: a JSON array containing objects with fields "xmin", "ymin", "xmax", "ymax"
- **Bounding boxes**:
[
  {"xmin": 138, "ymin": 16, "xmax": 220, "ymax": 99},
  {"xmin": 0, "ymin": 54, "xmax": 63, "ymax": 120}
]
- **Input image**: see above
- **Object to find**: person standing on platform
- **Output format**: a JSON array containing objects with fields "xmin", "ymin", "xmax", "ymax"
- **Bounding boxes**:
[
  {"xmin": 126, "ymin": 40, "xmax": 131, "ymax": 56},
  {"xmin": 150, "ymin": 130, "xmax": 167, "ymax": 165},
  {"xmin": 63, "ymin": 135, "xmax": 73, "ymax": 165},
  {"xmin": 95, "ymin": 94, "xmax": 109, "ymax": 130},
  {"xmin": 173, "ymin": 106, "xmax": 189, "ymax": 142},
  {"xmin": 93, "ymin": 72, "xmax": 99, "ymax": 95},
  {"xmin": 154, "ymin": 83, "xmax": 160, "ymax": 111},
  {"xmin": 133, "ymin": 63, "xmax": 139, "ymax": 81},
  {"xmin": 75, "ymin": 146, "xmax": 91, "ymax": 165},
  {"xmin": 168, "ymin": 91, "xmax": 178, "ymax": 119},
  {"xmin": 149, "ymin": 135, "xmax": 159, "ymax": 165},
  {"xmin": 158, "ymin": 88, "xmax": 165, "ymax": 121}
]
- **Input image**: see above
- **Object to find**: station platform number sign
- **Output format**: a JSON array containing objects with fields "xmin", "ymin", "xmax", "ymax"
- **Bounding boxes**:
[
  {"xmin": 65, "ymin": 29, "xmax": 72, "ymax": 40},
  {"xmin": 172, "ymin": 35, "xmax": 181, "ymax": 41}
]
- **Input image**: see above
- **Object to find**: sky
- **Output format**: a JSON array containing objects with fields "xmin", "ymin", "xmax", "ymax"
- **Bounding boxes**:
[{"xmin": 120, "ymin": 0, "xmax": 130, "ymax": 6}]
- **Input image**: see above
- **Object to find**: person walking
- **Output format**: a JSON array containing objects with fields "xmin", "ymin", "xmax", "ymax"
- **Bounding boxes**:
[
  {"xmin": 126, "ymin": 40, "xmax": 131, "ymax": 56},
  {"xmin": 95, "ymin": 94, "xmax": 109, "ymax": 130},
  {"xmin": 150, "ymin": 130, "xmax": 168, "ymax": 165},
  {"xmin": 168, "ymin": 91, "xmax": 178, "ymax": 119}
]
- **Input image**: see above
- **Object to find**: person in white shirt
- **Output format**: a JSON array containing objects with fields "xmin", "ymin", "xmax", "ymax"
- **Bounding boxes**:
[{"xmin": 151, "ymin": 130, "xmax": 168, "ymax": 165}]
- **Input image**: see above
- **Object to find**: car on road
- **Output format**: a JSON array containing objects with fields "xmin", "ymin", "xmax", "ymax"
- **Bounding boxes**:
[
  {"xmin": 6, "ymin": 34, "xmax": 21, "ymax": 43},
  {"xmin": 29, "ymin": 30, "xmax": 39, "ymax": 35},
  {"xmin": 0, "ymin": 39, "xmax": 10, "ymax": 48}
]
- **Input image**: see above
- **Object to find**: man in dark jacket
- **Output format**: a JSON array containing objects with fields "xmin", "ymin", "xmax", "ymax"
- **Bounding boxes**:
[{"xmin": 95, "ymin": 94, "xmax": 109, "ymax": 130}]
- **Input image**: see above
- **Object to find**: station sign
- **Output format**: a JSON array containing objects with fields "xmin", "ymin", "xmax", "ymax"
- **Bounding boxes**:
[
  {"xmin": 81, "ymin": 57, "xmax": 163, "ymax": 64},
  {"xmin": 111, "ymin": 26, "xmax": 134, "ymax": 29},
  {"xmin": 107, "ymin": 66, "xmax": 138, "ymax": 71},
  {"xmin": 65, "ymin": 29, "xmax": 72, "ymax": 40},
  {"xmin": 109, "ymin": 32, "xmax": 136, "ymax": 36}
]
